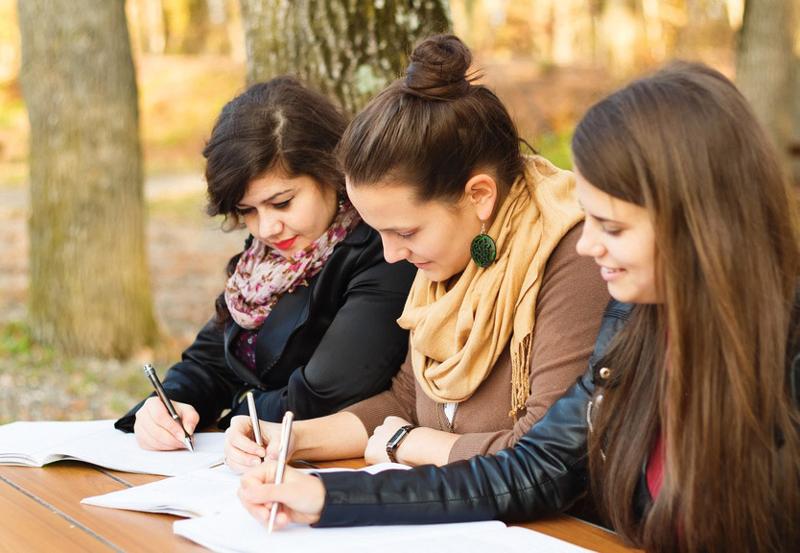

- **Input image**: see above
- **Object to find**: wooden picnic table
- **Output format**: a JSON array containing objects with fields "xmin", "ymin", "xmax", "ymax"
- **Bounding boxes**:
[{"xmin": 0, "ymin": 459, "xmax": 641, "ymax": 552}]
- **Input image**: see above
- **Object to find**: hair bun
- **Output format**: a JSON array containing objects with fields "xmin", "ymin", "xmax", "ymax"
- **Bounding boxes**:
[{"xmin": 404, "ymin": 34, "xmax": 473, "ymax": 100}]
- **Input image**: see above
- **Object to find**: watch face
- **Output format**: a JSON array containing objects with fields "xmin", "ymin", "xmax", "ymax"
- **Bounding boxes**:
[{"xmin": 386, "ymin": 425, "xmax": 414, "ymax": 451}]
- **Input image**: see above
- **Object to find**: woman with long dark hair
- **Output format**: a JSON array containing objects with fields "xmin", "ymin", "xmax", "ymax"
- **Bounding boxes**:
[
  {"xmin": 237, "ymin": 63, "xmax": 800, "ymax": 553},
  {"xmin": 117, "ymin": 77, "xmax": 415, "ymax": 449}
]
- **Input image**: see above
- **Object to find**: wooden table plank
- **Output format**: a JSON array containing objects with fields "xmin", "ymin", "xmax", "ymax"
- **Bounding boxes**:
[
  {"xmin": 0, "ymin": 464, "xmax": 206, "ymax": 552},
  {"xmin": 0, "ymin": 476, "xmax": 111, "ymax": 552},
  {"xmin": 522, "ymin": 516, "xmax": 642, "ymax": 553},
  {"xmin": 1, "ymin": 458, "xmax": 640, "ymax": 552}
]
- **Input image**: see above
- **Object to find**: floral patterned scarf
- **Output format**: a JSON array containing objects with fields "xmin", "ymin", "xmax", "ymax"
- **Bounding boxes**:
[{"xmin": 224, "ymin": 201, "xmax": 360, "ymax": 329}]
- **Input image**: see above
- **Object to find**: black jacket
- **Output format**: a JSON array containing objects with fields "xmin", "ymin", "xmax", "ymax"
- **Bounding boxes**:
[
  {"xmin": 116, "ymin": 222, "xmax": 416, "ymax": 431},
  {"xmin": 316, "ymin": 300, "xmax": 800, "ymax": 527}
]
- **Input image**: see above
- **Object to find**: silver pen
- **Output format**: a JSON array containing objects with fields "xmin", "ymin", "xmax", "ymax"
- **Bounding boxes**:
[
  {"xmin": 268, "ymin": 410, "xmax": 294, "ymax": 533},
  {"xmin": 245, "ymin": 391, "xmax": 264, "ymax": 461},
  {"xmin": 143, "ymin": 363, "xmax": 194, "ymax": 452}
]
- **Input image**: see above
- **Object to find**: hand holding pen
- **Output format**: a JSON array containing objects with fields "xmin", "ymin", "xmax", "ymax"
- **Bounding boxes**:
[
  {"xmin": 135, "ymin": 364, "xmax": 197, "ymax": 452},
  {"xmin": 237, "ymin": 411, "xmax": 327, "ymax": 530}
]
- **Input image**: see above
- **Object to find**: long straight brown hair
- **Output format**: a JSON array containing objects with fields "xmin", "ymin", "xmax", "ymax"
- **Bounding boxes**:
[{"xmin": 572, "ymin": 62, "xmax": 800, "ymax": 552}]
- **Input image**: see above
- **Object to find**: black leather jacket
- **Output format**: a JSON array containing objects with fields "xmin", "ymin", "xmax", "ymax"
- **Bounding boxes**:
[
  {"xmin": 316, "ymin": 300, "xmax": 800, "ymax": 528},
  {"xmin": 116, "ymin": 222, "xmax": 416, "ymax": 430}
]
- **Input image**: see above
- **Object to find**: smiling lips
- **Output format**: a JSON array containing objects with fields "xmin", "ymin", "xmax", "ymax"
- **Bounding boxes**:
[
  {"xmin": 273, "ymin": 236, "xmax": 298, "ymax": 250},
  {"xmin": 600, "ymin": 265, "xmax": 625, "ymax": 281}
]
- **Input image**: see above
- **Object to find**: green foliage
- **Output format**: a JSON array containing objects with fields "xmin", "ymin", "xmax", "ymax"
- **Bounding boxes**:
[
  {"xmin": 0, "ymin": 320, "xmax": 176, "ymax": 424},
  {"xmin": 535, "ymin": 130, "xmax": 574, "ymax": 171}
]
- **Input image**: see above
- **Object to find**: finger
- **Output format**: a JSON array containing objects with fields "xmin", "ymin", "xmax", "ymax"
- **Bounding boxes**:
[
  {"xmin": 228, "ymin": 425, "xmax": 266, "ymax": 458},
  {"xmin": 136, "ymin": 413, "xmax": 184, "ymax": 450},
  {"xmin": 225, "ymin": 444, "xmax": 263, "ymax": 473},
  {"xmin": 229, "ymin": 415, "xmax": 252, "ymax": 435},
  {"xmin": 238, "ymin": 487, "xmax": 272, "ymax": 523},
  {"xmin": 177, "ymin": 404, "xmax": 200, "ymax": 435},
  {"xmin": 241, "ymin": 460, "xmax": 277, "ymax": 487},
  {"xmin": 139, "ymin": 404, "xmax": 187, "ymax": 449},
  {"xmin": 273, "ymin": 510, "xmax": 292, "ymax": 529},
  {"xmin": 144, "ymin": 399, "xmax": 190, "ymax": 443}
]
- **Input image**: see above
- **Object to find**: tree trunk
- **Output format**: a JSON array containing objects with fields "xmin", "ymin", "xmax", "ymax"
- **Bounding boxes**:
[
  {"xmin": 18, "ymin": 0, "xmax": 158, "ymax": 357},
  {"xmin": 181, "ymin": 0, "xmax": 211, "ymax": 54},
  {"xmin": 736, "ymin": 0, "xmax": 794, "ymax": 171},
  {"xmin": 239, "ymin": 0, "xmax": 451, "ymax": 115}
]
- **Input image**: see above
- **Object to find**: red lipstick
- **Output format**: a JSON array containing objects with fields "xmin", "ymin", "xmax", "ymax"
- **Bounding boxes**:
[{"xmin": 273, "ymin": 236, "xmax": 297, "ymax": 250}]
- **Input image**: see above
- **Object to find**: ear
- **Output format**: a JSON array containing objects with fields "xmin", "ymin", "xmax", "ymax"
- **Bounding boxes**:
[{"xmin": 463, "ymin": 173, "xmax": 498, "ymax": 222}]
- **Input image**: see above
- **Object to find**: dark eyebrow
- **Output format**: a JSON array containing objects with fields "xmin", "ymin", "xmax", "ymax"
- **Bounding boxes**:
[
  {"xmin": 588, "ymin": 213, "xmax": 620, "ymax": 224},
  {"xmin": 578, "ymin": 201, "xmax": 622, "ymax": 225},
  {"xmin": 236, "ymin": 188, "xmax": 293, "ymax": 208}
]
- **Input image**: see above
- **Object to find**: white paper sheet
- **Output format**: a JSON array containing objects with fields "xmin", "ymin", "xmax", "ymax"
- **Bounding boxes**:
[
  {"xmin": 82, "ymin": 464, "xmax": 240, "ymax": 517},
  {"xmin": 0, "ymin": 419, "xmax": 224, "ymax": 476},
  {"xmin": 82, "ymin": 462, "xmax": 410, "ymax": 517},
  {"xmin": 173, "ymin": 503, "xmax": 596, "ymax": 553}
]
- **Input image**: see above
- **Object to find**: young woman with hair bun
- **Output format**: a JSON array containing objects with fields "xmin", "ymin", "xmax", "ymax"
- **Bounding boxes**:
[
  {"xmin": 236, "ymin": 62, "xmax": 800, "ymax": 553},
  {"xmin": 224, "ymin": 35, "xmax": 608, "ymax": 469}
]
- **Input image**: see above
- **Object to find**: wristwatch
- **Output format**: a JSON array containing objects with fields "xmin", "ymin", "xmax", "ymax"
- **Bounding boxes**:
[{"xmin": 385, "ymin": 424, "xmax": 416, "ymax": 463}]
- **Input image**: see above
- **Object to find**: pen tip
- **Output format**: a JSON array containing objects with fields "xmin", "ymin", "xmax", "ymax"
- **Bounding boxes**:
[{"xmin": 184, "ymin": 437, "xmax": 194, "ymax": 452}]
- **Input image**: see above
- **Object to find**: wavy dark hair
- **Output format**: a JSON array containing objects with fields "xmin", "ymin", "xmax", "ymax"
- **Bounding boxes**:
[
  {"xmin": 574, "ymin": 62, "xmax": 800, "ymax": 552},
  {"xmin": 202, "ymin": 76, "xmax": 347, "ymax": 324},
  {"xmin": 337, "ymin": 34, "xmax": 530, "ymax": 204}
]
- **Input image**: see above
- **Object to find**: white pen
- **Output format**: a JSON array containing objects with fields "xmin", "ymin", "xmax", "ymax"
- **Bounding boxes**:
[
  {"xmin": 268, "ymin": 410, "xmax": 294, "ymax": 534},
  {"xmin": 245, "ymin": 391, "xmax": 264, "ymax": 461}
]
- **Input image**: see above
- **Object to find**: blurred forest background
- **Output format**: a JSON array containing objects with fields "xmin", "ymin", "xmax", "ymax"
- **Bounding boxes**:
[{"xmin": 0, "ymin": 0, "xmax": 797, "ymax": 423}]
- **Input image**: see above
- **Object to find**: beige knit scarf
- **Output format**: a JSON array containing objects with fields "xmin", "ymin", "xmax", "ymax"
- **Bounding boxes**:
[{"xmin": 397, "ymin": 156, "xmax": 583, "ymax": 417}]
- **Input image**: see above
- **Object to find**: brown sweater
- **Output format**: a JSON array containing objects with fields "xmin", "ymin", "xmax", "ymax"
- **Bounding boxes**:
[{"xmin": 345, "ymin": 223, "xmax": 610, "ymax": 462}]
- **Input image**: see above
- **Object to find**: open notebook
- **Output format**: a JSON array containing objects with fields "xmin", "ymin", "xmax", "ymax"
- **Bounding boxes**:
[
  {"xmin": 173, "ymin": 504, "xmax": 595, "ymax": 553},
  {"xmin": 82, "ymin": 462, "xmax": 411, "ymax": 518},
  {"xmin": 0, "ymin": 419, "xmax": 224, "ymax": 476}
]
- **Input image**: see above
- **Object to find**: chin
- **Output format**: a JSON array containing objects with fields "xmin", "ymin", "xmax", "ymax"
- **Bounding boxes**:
[
  {"xmin": 606, "ymin": 283, "xmax": 638, "ymax": 304},
  {"xmin": 421, "ymin": 268, "xmax": 448, "ymax": 282}
]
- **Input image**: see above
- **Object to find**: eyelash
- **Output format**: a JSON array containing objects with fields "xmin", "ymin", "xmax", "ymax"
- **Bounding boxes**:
[
  {"xmin": 396, "ymin": 231, "xmax": 415, "ymax": 239},
  {"xmin": 235, "ymin": 199, "xmax": 292, "ymax": 215},
  {"xmin": 602, "ymin": 227, "xmax": 622, "ymax": 236}
]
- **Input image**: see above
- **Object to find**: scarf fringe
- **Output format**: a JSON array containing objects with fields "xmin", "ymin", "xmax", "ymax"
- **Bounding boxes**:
[{"xmin": 509, "ymin": 332, "xmax": 533, "ymax": 419}]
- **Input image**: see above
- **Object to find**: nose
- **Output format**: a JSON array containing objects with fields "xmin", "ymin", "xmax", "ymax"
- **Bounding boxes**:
[
  {"xmin": 380, "ymin": 234, "xmax": 410, "ymax": 264},
  {"xmin": 575, "ymin": 222, "xmax": 605, "ymax": 258},
  {"xmin": 256, "ymin": 211, "xmax": 283, "ymax": 241}
]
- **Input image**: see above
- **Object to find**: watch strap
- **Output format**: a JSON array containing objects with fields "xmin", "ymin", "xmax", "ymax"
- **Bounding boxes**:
[{"xmin": 385, "ymin": 424, "xmax": 416, "ymax": 463}]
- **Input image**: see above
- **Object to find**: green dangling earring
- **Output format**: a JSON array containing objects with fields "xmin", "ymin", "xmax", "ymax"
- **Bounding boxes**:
[{"xmin": 470, "ymin": 222, "xmax": 497, "ymax": 268}]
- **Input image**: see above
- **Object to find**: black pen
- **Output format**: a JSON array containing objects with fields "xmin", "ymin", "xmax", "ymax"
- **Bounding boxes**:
[{"xmin": 143, "ymin": 363, "xmax": 194, "ymax": 452}]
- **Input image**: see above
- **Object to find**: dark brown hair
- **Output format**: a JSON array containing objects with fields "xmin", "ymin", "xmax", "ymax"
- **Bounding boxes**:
[
  {"xmin": 202, "ymin": 76, "xmax": 347, "ymax": 324},
  {"xmin": 573, "ymin": 62, "xmax": 800, "ymax": 552},
  {"xmin": 337, "ymin": 34, "xmax": 527, "ymax": 203}
]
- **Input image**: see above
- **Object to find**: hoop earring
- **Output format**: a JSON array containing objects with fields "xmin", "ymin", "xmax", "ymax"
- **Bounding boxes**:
[{"xmin": 470, "ymin": 222, "xmax": 497, "ymax": 268}]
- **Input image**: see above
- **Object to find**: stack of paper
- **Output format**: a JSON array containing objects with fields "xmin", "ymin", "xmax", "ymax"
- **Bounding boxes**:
[
  {"xmin": 0, "ymin": 420, "xmax": 224, "ymax": 476},
  {"xmin": 173, "ymin": 504, "xmax": 595, "ymax": 553},
  {"xmin": 82, "ymin": 462, "xmax": 410, "ymax": 517}
]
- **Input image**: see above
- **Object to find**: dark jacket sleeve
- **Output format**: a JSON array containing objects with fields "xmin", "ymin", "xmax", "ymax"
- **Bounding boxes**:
[
  {"xmin": 316, "ymin": 370, "xmax": 594, "ymax": 526},
  {"xmin": 315, "ymin": 301, "xmax": 633, "ymax": 527},
  {"xmin": 243, "ymin": 255, "xmax": 415, "ymax": 422},
  {"xmin": 114, "ymin": 318, "xmax": 241, "ymax": 432}
]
